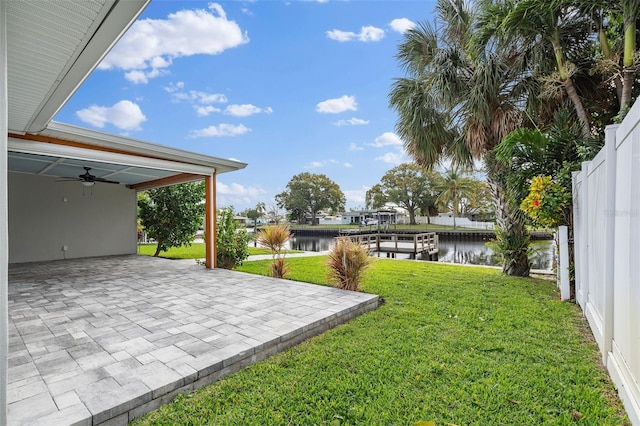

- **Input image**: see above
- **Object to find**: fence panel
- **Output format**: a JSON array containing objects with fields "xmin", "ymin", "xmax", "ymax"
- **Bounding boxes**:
[{"xmin": 573, "ymin": 102, "xmax": 640, "ymax": 424}]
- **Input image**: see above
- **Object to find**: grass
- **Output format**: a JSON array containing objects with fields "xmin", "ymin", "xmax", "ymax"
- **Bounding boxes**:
[
  {"xmin": 132, "ymin": 257, "xmax": 629, "ymax": 425},
  {"xmin": 137, "ymin": 243, "xmax": 294, "ymax": 259}
]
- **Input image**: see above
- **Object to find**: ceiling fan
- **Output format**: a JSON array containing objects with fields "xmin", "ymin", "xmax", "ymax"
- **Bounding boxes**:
[{"xmin": 59, "ymin": 167, "xmax": 120, "ymax": 186}]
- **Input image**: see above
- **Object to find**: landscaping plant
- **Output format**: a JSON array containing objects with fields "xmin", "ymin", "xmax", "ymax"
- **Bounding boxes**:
[
  {"xmin": 326, "ymin": 237, "xmax": 370, "ymax": 291},
  {"xmin": 216, "ymin": 206, "xmax": 252, "ymax": 269},
  {"xmin": 255, "ymin": 223, "xmax": 292, "ymax": 278}
]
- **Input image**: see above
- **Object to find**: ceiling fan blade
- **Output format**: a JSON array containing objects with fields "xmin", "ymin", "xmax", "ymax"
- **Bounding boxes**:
[{"xmin": 93, "ymin": 177, "xmax": 120, "ymax": 184}]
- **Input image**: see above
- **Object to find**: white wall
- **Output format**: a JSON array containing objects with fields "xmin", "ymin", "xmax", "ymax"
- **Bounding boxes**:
[{"xmin": 8, "ymin": 172, "xmax": 137, "ymax": 263}]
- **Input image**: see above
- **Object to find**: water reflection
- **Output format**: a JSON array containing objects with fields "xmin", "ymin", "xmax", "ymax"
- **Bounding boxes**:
[{"xmin": 286, "ymin": 235, "xmax": 554, "ymax": 271}]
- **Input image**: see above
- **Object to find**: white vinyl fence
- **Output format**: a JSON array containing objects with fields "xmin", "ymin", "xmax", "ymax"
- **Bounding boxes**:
[{"xmin": 573, "ymin": 104, "xmax": 640, "ymax": 425}]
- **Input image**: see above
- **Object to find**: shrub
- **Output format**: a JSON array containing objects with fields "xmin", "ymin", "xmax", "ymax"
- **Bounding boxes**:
[
  {"xmin": 255, "ymin": 224, "xmax": 292, "ymax": 278},
  {"xmin": 326, "ymin": 237, "xmax": 370, "ymax": 291},
  {"xmin": 216, "ymin": 206, "xmax": 252, "ymax": 269}
]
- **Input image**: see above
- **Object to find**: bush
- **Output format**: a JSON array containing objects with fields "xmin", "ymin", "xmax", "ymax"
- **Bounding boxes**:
[
  {"xmin": 326, "ymin": 237, "xmax": 370, "ymax": 291},
  {"xmin": 216, "ymin": 206, "xmax": 252, "ymax": 269},
  {"xmin": 255, "ymin": 224, "xmax": 292, "ymax": 278}
]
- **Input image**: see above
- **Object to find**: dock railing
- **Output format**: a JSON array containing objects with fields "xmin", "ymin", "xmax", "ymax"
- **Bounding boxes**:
[{"xmin": 340, "ymin": 233, "xmax": 438, "ymax": 258}]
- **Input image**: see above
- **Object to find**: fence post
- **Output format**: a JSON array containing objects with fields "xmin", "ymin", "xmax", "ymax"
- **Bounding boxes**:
[
  {"xmin": 571, "ymin": 171, "xmax": 582, "ymax": 305},
  {"xmin": 602, "ymin": 125, "xmax": 618, "ymax": 363},
  {"xmin": 579, "ymin": 161, "xmax": 590, "ymax": 309},
  {"xmin": 558, "ymin": 226, "xmax": 571, "ymax": 300}
]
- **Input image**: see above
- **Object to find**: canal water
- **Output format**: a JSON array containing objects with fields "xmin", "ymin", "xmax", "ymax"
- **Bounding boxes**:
[{"xmin": 287, "ymin": 235, "xmax": 554, "ymax": 271}]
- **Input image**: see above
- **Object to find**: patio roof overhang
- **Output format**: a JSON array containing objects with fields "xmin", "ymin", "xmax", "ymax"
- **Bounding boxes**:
[{"xmin": 8, "ymin": 121, "xmax": 247, "ymax": 190}]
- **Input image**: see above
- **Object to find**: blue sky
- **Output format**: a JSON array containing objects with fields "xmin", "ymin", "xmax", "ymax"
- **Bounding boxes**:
[{"xmin": 55, "ymin": 0, "xmax": 437, "ymax": 212}]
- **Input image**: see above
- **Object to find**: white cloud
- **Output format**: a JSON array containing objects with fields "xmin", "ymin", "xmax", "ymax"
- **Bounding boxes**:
[
  {"xmin": 326, "ymin": 26, "xmax": 385, "ymax": 42},
  {"xmin": 76, "ymin": 100, "xmax": 146, "ymax": 131},
  {"xmin": 309, "ymin": 161, "xmax": 324, "ymax": 168},
  {"xmin": 190, "ymin": 123, "xmax": 251, "ymax": 138},
  {"xmin": 172, "ymin": 90, "xmax": 228, "ymax": 104},
  {"xmin": 369, "ymin": 132, "xmax": 403, "ymax": 147},
  {"xmin": 164, "ymin": 81, "xmax": 185, "ymax": 93},
  {"xmin": 217, "ymin": 182, "xmax": 263, "ymax": 197},
  {"xmin": 217, "ymin": 181, "xmax": 266, "ymax": 209},
  {"xmin": 316, "ymin": 95, "xmax": 357, "ymax": 114},
  {"xmin": 348, "ymin": 143, "xmax": 364, "ymax": 151},
  {"xmin": 390, "ymin": 18, "xmax": 416, "ymax": 33},
  {"xmin": 99, "ymin": 3, "xmax": 249, "ymax": 83},
  {"xmin": 169, "ymin": 87, "xmax": 228, "ymax": 116},
  {"xmin": 344, "ymin": 162, "xmax": 353, "ymax": 168},
  {"xmin": 375, "ymin": 151, "xmax": 408, "ymax": 165},
  {"xmin": 333, "ymin": 117, "xmax": 369, "ymax": 126},
  {"xmin": 344, "ymin": 186, "xmax": 369, "ymax": 207},
  {"xmin": 224, "ymin": 104, "xmax": 273, "ymax": 117},
  {"xmin": 196, "ymin": 106, "xmax": 221, "ymax": 117}
]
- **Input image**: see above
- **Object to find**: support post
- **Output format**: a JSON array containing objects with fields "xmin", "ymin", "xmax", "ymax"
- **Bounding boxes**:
[
  {"xmin": 579, "ymin": 161, "xmax": 590, "ymax": 308},
  {"xmin": 204, "ymin": 172, "xmax": 217, "ymax": 269},
  {"xmin": 0, "ymin": 1, "xmax": 9, "ymax": 422},
  {"xmin": 558, "ymin": 226, "xmax": 570, "ymax": 300},
  {"xmin": 603, "ymin": 125, "xmax": 618, "ymax": 363}
]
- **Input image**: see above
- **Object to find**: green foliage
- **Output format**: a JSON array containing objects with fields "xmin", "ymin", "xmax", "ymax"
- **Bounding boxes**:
[
  {"xmin": 137, "ymin": 182, "xmax": 205, "ymax": 257},
  {"xmin": 244, "ymin": 208, "xmax": 260, "ymax": 223},
  {"xmin": 326, "ymin": 237, "xmax": 371, "ymax": 291},
  {"xmin": 133, "ymin": 258, "xmax": 628, "ymax": 425},
  {"xmin": 521, "ymin": 176, "xmax": 572, "ymax": 229},
  {"xmin": 216, "ymin": 206, "xmax": 252, "ymax": 269},
  {"xmin": 433, "ymin": 166, "xmax": 476, "ymax": 229},
  {"xmin": 255, "ymin": 224, "xmax": 292, "ymax": 278},
  {"xmin": 365, "ymin": 183, "xmax": 386, "ymax": 210},
  {"xmin": 377, "ymin": 163, "xmax": 440, "ymax": 225},
  {"xmin": 275, "ymin": 172, "xmax": 345, "ymax": 225}
]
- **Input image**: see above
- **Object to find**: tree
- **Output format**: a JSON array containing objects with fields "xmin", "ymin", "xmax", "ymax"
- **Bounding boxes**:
[
  {"xmin": 365, "ymin": 184, "xmax": 387, "ymax": 210},
  {"xmin": 434, "ymin": 167, "xmax": 476, "ymax": 229},
  {"xmin": 378, "ymin": 163, "xmax": 435, "ymax": 225},
  {"xmin": 138, "ymin": 182, "xmax": 205, "ymax": 257},
  {"xmin": 389, "ymin": 0, "xmax": 532, "ymax": 275},
  {"xmin": 216, "ymin": 206, "xmax": 252, "ymax": 269},
  {"xmin": 275, "ymin": 173, "xmax": 345, "ymax": 225},
  {"xmin": 244, "ymin": 208, "xmax": 260, "ymax": 226}
]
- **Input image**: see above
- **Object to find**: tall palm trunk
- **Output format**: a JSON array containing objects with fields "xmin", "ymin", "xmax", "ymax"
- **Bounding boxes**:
[
  {"xmin": 621, "ymin": 14, "xmax": 637, "ymax": 114},
  {"xmin": 486, "ymin": 155, "xmax": 530, "ymax": 276}
]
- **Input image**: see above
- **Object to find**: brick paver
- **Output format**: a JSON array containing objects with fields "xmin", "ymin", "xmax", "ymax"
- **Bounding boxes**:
[{"xmin": 7, "ymin": 255, "xmax": 378, "ymax": 425}]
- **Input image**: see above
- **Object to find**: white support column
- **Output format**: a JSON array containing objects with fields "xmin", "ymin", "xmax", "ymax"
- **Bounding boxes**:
[
  {"xmin": 0, "ymin": 0, "xmax": 9, "ymax": 423},
  {"xmin": 603, "ymin": 125, "xmax": 618, "ymax": 363}
]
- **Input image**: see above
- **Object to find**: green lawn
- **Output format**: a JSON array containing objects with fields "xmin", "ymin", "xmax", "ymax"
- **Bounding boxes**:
[
  {"xmin": 137, "ymin": 243, "xmax": 281, "ymax": 258},
  {"xmin": 132, "ymin": 257, "xmax": 629, "ymax": 425}
]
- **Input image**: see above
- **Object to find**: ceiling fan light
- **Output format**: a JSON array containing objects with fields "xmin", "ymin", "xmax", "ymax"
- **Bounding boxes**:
[{"xmin": 82, "ymin": 181, "xmax": 95, "ymax": 187}]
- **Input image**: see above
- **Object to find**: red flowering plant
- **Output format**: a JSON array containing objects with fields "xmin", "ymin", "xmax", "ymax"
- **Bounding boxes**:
[{"xmin": 520, "ymin": 176, "xmax": 571, "ymax": 229}]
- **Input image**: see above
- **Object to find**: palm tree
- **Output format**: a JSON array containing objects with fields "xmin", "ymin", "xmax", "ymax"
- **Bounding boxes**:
[
  {"xmin": 389, "ymin": 0, "xmax": 531, "ymax": 276},
  {"xmin": 434, "ymin": 167, "xmax": 475, "ymax": 229}
]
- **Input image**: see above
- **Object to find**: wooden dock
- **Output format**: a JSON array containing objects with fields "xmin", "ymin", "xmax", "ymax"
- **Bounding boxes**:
[{"xmin": 340, "ymin": 233, "xmax": 438, "ymax": 260}]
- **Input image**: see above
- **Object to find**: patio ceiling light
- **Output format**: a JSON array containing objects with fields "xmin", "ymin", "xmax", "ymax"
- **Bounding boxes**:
[{"xmin": 81, "ymin": 181, "xmax": 95, "ymax": 187}]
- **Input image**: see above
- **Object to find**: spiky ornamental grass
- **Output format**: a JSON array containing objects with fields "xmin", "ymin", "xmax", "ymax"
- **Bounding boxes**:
[
  {"xmin": 255, "ymin": 224, "xmax": 292, "ymax": 279},
  {"xmin": 326, "ymin": 237, "xmax": 371, "ymax": 291}
]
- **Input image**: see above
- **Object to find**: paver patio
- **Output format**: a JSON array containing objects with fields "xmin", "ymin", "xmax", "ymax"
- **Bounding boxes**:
[{"xmin": 7, "ymin": 255, "xmax": 378, "ymax": 425}]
